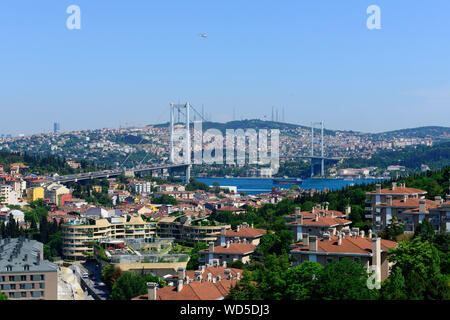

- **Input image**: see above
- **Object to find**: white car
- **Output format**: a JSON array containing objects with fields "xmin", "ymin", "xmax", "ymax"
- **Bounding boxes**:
[{"xmin": 82, "ymin": 272, "xmax": 89, "ymax": 278}]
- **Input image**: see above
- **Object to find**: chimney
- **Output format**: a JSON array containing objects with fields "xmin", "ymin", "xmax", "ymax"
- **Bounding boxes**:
[
  {"xmin": 392, "ymin": 182, "xmax": 397, "ymax": 190},
  {"xmin": 371, "ymin": 237, "xmax": 381, "ymax": 283},
  {"xmin": 314, "ymin": 214, "xmax": 319, "ymax": 222},
  {"xmin": 177, "ymin": 267, "xmax": 185, "ymax": 281},
  {"xmin": 345, "ymin": 205, "xmax": 351, "ymax": 217},
  {"xmin": 309, "ymin": 236, "xmax": 318, "ymax": 252},
  {"xmin": 419, "ymin": 200, "xmax": 427, "ymax": 213},
  {"xmin": 177, "ymin": 279, "xmax": 184, "ymax": 292},
  {"xmin": 236, "ymin": 225, "xmax": 240, "ymax": 232},
  {"xmin": 147, "ymin": 282, "xmax": 157, "ymax": 300},
  {"xmin": 194, "ymin": 270, "xmax": 203, "ymax": 281},
  {"xmin": 295, "ymin": 207, "xmax": 301, "ymax": 215},
  {"xmin": 216, "ymin": 275, "xmax": 221, "ymax": 282},
  {"xmin": 337, "ymin": 234, "xmax": 342, "ymax": 246},
  {"xmin": 222, "ymin": 260, "xmax": 227, "ymax": 268},
  {"xmin": 236, "ymin": 272, "xmax": 241, "ymax": 280},
  {"xmin": 296, "ymin": 214, "xmax": 303, "ymax": 225},
  {"xmin": 251, "ymin": 223, "xmax": 254, "ymax": 228},
  {"xmin": 209, "ymin": 242, "xmax": 214, "ymax": 252},
  {"xmin": 386, "ymin": 195, "xmax": 392, "ymax": 206},
  {"xmin": 224, "ymin": 269, "xmax": 232, "ymax": 280},
  {"xmin": 360, "ymin": 230, "xmax": 365, "ymax": 238},
  {"xmin": 376, "ymin": 184, "xmax": 381, "ymax": 194},
  {"xmin": 207, "ymin": 273, "xmax": 212, "ymax": 282},
  {"xmin": 220, "ymin": 227, "xmax": 227, "ymax": 246},
  {"xmin": 302, "ymin": 233, "xmax": 309, "ymax": 247},
  {"xmin": 368, "ymin": 229, "xmax": 373, "ymax": 239},
  {"xmin": 435, "ymin": 196, "xmax": 442, "ymax": 206},
  {"xmin": 225, "ymin": 241, "xmax": 230, "ymax": 248}
]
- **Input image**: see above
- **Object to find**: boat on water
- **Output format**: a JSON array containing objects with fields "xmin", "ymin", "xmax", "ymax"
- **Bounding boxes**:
[{"xmin": 272, "ymin": 178, "xmax": 303, "ymax": 185}]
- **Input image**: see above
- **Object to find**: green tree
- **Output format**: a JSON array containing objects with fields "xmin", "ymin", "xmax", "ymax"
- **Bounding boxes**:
[
  {"xmin": 110, "ymin": 272, "xmax": 147, "ymax": 300},
  {"xmin": 414, "ymin": 218, "xmax": 435, "ymax": 243},
  {"xmin": 0, "ymin": 291, "xmax": 7, "ymax": 300},
  {"xmin": 379, "ymin": 215, "xmax": 405, "ymax": 241},
  {"xmin": 313, "ymin": 258, "xmax": 378, "ymax": 300},
  {"xmin": 284, "ymin": 261, "xmax": 323, "ymax": 300},
  {"xmin": 380, "ymin": 268, "xmax": 407, "ymax": 300},
  {"xmin": 101, "ymin": 265, "xmax": 123, "ymax": 291},
  {"xmin": 387, "ymin": 237, "xmax": 445, "ymax": 299}
]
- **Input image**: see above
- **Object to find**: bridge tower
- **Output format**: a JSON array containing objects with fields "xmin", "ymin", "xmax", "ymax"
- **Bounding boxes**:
[
  {"xmin": 310, "ymin": 121, "xmax": 325, "ymax": 177},
  {"xmin": 169, "ymin": 102, "xmax": 191, "ymax": 182}
]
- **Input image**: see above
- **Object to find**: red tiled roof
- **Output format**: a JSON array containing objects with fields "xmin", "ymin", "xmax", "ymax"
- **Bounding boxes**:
[
  {"xmin": 288, "ymin": 216, "xmax": 351, "ymax": 227},
  {"xmin": 200, "ymin": 243, "xmax": 256, "ymax": 255},
  {"xmin": 376, "ymin": 198, "xmax": 438, "ymax": 209},
  {"xmin": 133, "ymin": 279, "xmax": 238, "ymax": 300},
  {"xmin": 367, "ymin": 187, "xmax": 427, "ymax": 195},
  {"xmin": 185, "ymin": 266, "xmax": 243, "ymax": 281},
  {"xmin": 222, "ymin": 227, "xmax": 266, "ymax": 238},
  {"xmin": 292, "ymin": 236, "xmax": 398, "ymax": 255}
]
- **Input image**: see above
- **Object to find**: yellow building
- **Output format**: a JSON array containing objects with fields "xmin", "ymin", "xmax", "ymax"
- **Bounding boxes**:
[{"xmin": 26, "ymin": 187, "xmax": 45, "ymax": 203}]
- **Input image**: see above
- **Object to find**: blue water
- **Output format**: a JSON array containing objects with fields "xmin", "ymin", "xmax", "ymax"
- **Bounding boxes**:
[{"xmin": 196, "ymin": 177, "xmax": 385, "ymax": 195}]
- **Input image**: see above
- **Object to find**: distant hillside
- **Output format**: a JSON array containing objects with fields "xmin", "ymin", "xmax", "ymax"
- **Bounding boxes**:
[
  {"xmin": 152, "ymin": 119, "xmax": 449, "ymax": 140},
  {"xmin": 339, "ymin": 141, "xmax": 450, "ymax": 171},
  {"xmin": 372, "ymin": 126, "xmax": 450, "ymax": 141}
]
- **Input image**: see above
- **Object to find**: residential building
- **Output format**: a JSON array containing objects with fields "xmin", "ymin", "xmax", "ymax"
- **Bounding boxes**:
[
  {"xmin": 290, "ymin": 231, "xmax": 398, "ymax": 282},
  {"xmin": 365, "ymin": 183, "xmax": 427, "ymax": 232},
  {"xmin": 157, "ymin": 216, "xmax": 230, "ymax": 243},
  {"xmin": 199, "ymin": 241, "xmax": 256, "ymax": 265},
  {"xmin": 286, "ymin": 207, "xmax": 352, "ymax": 242},
  {"xmin": 214, "ymin": 223, "xmax": 266, "ymax": 246},
  {"xmin": 0, "ymin": 238, "xmax": 58, "ymax": 300},
  {"xmin": 133, "ymin": 265, "xmax": 242, "ymax": 300},
  {"xmin": 61, "ymin": 214, "xmax": 156, "ymax": 260},
  {"xmin": 26, "ymin": 187, "xmax": 45, "ymax": 203}
]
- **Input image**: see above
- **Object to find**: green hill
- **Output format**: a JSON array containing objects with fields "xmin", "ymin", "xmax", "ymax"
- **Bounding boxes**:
[{"xmin": 339, "ymin": 141, "xmax": 450, "ymax": 172}]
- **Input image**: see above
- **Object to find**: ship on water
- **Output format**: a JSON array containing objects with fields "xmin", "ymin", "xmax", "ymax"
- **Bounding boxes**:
[{"xmin": 272, "ymin": 177, "xmax": 303, "ymax": 185}]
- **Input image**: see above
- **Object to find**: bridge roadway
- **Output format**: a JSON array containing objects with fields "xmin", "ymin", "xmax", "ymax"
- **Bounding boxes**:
[{"xmin": 51, "ymin": 163, "xmax": 190, "ymax": 183}]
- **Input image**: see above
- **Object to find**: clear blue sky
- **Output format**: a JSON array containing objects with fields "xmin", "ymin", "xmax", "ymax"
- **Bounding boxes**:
[{"xmin": 1, "ymin": 0, "xmax": 449, "ymax": 136}]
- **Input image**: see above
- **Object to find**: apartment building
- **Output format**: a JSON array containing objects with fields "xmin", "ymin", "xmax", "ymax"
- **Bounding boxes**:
[
  {"xmin": 0, "ymin": 184, "xmax": 13, "ymax": 204},
  {"xmin": 286, "ymin": 207, "xmax": 352, "ymax": 242},
  {"xmin": 429, "ymin": 195, "xmax": 450, "ymax": 231},
  {"xmin": 157, "ymin": 216, "xmax": 231, "ymax": 243},
  {"xmin": 365, "ymin": 182, "xmax": 427, "ymax": 232},
  {"xmin": 0, "ymin": 238, "xmax": 58, "ymax": 300},
  {"xmin": 26, "ymin": 187, "xmax": 45, "ymax": 203},
  {"xmin": 155, "ymin": 185, "xmax": 185, "ymax": 192},
  {"xmin": 290, "ymin": 231, "xmax": 398, "ymax": 282},
  {"xmin": 214, "ymin": 223, "xmax": 266, "ymax": 246},
  {"xmin": 130, "ymin": 181, "xmax": 154, "ymax": 195},
  {"xmin": 373, "ymin": 195, "xmax": 444, "ymax": 232},
  {"xmin": 199, "ymin": 241, "xmax": 256, "ymax": 265},
  {"xmin": 61, "ymin": 215, "xmax": 156, "ymax": 260},
  {"xmin": 45, "ymin": 184, "xmax": 71, "ymax": 206}
]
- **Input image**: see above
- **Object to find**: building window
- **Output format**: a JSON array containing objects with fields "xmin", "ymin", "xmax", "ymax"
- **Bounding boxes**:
[
  {"xmin": 9, "ymin": 276, "xmax": 14, "ymax": 281},
  {"xmin": 6, "ymin": 265, "xmax": 12, "ymax": 271},
  {"xmin": 23, "ymin": 265, "xmax": 30, "ymax": 271},
  {"xmin": 21, "ymin": 275, "xmax": 27, "ymax": 281},
  {"xmin": 21, "ymin": 292, "xmax": 27, "ymax": 298}
]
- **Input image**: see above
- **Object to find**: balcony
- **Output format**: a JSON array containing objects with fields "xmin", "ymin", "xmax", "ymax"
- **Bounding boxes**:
[{"xmin": 365, "ymin": 207, "xmax": 373, "ymax": 212}]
